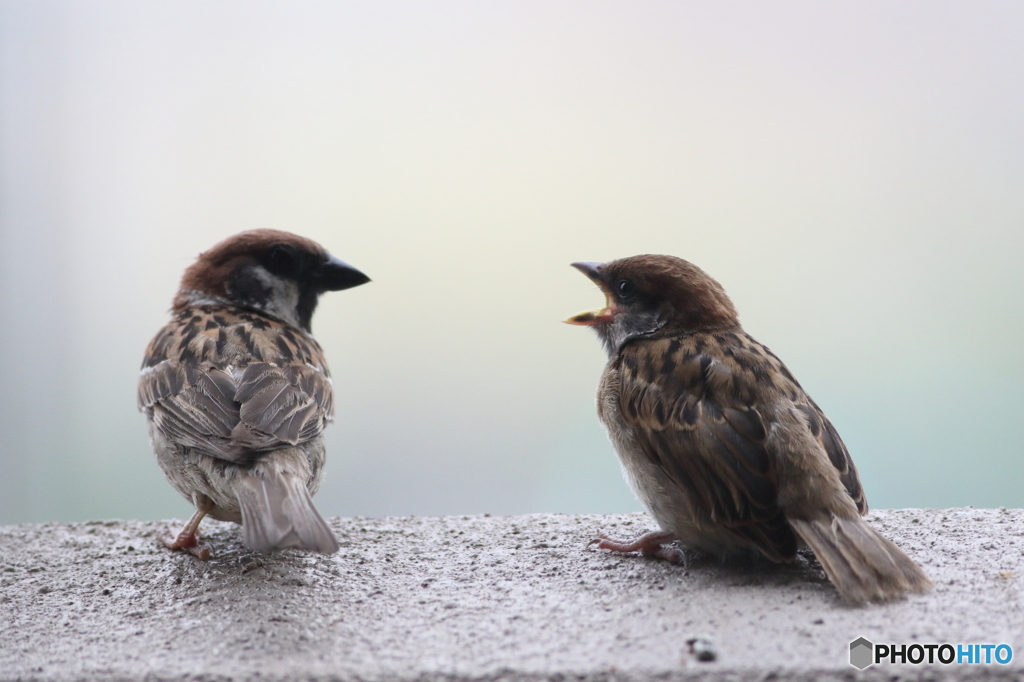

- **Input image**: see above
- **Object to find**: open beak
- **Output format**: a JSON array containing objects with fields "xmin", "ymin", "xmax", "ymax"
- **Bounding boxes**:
[{"xmin": 564, "ymin": 261, "xmax": 615, "ymax": 326}]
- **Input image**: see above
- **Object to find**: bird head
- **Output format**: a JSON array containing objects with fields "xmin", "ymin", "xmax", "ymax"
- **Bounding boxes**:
[
  {"xmin": 173, "ymin": 229, "xmax": 370, "ymax": 332},
  {"xmin": 564, "ymin": 254, "xmax": 739, "ymax": 354}
]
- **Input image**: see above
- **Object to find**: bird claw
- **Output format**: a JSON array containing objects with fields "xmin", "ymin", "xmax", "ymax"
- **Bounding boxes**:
[
  {"xmin": 185, "ymin": 543, "xmax": 212, "ymax": 561},
  {"xmin": 160, "ymin": 529, "xmax": 212, "ymax": 561},
  {"xmin": 657, "ymin": 544, "xmax": 689, "ymax": 567},
  {"xmin": 590, "ymin": 530, "xmax": 686, "ymax": 566},
  {"xmin": 159, "ymin": 500, "xmax": 214, "ymax": 560}
]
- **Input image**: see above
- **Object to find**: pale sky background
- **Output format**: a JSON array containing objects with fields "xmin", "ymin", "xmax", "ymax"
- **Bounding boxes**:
[{"xmin": 1, "ymin": 1, "xmax": 1022, "ymax": 525}]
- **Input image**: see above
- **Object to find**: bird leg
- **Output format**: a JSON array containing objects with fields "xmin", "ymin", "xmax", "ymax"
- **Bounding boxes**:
[
  {"xmin": 162, "ymin": 497, "xmax": 214, "ymax": 560},
  {"xmin": 589, "ymin": 530, "xmax": 687, "ymax": 565}
]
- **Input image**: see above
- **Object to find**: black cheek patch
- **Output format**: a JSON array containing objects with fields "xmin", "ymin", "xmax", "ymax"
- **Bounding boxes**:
[{"xmin": 227, "ymin": 265, "xmax": 271, "ymax": 307}]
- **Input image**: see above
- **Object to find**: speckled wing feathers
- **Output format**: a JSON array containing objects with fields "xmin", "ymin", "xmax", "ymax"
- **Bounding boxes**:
[
  {"xmin": 138, "ymin": 305, "xmax": 334, "ymax": 463},
  {"xmin": 794, "ymin": 402, "xmax": 865, "ymax": 513},
  {"xmin": 613, "ymin": 331, "xmax": 863, "ymax": 562},
  {"xmin": 142, "ymin": 365, "xmax": 239, "ymax": 459},
  {"xmin": 233, "ymin": 363, "xmax": 331, "ymax": 449}
]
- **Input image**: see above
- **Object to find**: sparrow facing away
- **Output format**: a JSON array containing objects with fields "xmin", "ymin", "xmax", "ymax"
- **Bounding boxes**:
[
  {"xmin": 138, "ymin": 230, "xmax": 369, "ymax": 558},
  {"xmin": 566, "ymin": 255, "xmax": 931, "ymax": 603}
]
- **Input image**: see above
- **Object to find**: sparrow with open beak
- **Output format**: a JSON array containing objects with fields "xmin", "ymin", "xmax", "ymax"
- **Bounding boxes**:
[
  {"xmin": 138, "ymin": 230, "xmax": 369, "ymax": 558},
  {"xmin": 566, "ymin": 255, "xmax": 931, "ymax": 603}
]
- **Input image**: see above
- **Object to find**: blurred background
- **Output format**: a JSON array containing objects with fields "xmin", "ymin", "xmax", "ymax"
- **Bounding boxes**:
[{"xmin": 1, "ymin": 1, "xmax": 1022, "ymax": 525}]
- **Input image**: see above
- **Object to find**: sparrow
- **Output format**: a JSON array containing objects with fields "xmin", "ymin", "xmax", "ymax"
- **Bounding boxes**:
[
  {"xmin": 566, "ymin": 254, "xmax": 932, "ymax": 603},
  {"xmin": 138, "ymin": 229, "xmax": 369, "ymax": 558}
]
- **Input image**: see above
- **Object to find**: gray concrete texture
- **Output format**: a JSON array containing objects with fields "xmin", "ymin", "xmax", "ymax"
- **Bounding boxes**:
[{"xmin": 1, "ymin": 508, "xmax": 1022, "ymax": 681}]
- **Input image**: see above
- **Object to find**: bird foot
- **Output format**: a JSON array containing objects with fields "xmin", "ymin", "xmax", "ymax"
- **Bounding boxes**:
[
  {"xmin": 159, "ymin": 500, "xmax": 214, "ymax": 560},
  {"xmin": 160, "ymin": 529, "xmax": 211, "ymax": 561},
  {"xmin": 589, "ymin": 530, "xmax": 687, "ymax": 565}
]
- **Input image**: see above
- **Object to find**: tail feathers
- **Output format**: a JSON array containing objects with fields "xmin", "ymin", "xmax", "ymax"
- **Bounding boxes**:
[
  {"xmin": 789, "ymin": 515, "xmax": 932, "ymax": 604},
  {"xmin": 235, "ymin": 473, "xmax": 340, "ymax": 554}
]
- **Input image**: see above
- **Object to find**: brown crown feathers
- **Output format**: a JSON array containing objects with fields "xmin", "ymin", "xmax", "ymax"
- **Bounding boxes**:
[{"xmin": 174, "ymin": 228, "xmax": 369, "ymax": 332}]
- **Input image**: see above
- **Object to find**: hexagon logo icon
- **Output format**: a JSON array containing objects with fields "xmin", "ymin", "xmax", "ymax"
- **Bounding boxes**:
[{"xmin": 849, "ymin": 637, "xmax": 874, "ymax": 669}]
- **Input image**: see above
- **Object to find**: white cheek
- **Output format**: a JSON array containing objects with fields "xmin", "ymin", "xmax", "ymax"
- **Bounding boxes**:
[{"xmin": 251, "ymin": 266, "xmax": 302, "ymax": 329}]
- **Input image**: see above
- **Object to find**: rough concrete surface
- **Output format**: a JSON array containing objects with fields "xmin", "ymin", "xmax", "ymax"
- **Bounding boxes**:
[{"xmin": 1, "ymin": 508, "xmax": 1022, "ymax": 682}]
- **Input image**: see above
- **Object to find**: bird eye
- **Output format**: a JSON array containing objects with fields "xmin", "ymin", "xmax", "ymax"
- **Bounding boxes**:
[
  {"xmin": 617, "ymin": 279, "xmax": 635, "ymax": 298},
  {"xmin": 266, "ymin": 245, "xmax": 299, "ymax": 277}
]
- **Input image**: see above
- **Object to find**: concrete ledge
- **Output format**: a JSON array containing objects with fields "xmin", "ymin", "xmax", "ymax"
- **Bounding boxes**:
[{"xmin": 1, "ymin": 509, "xmax": 1022, "ymax": 681}]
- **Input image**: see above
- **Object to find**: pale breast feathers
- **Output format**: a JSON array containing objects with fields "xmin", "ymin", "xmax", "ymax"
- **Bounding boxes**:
[{"xmin": 138, "ymin": 306, "xmax": 334, "ymax": 462}]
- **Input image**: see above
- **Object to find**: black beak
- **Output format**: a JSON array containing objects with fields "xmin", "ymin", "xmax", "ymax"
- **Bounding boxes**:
[
  {"xmin": 570, "ymin": 261, "xmax": 606, "ymax": 285},
  {"xmin": 312, "ymin": 254, "xmax": 371, "ymax": 291}
]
